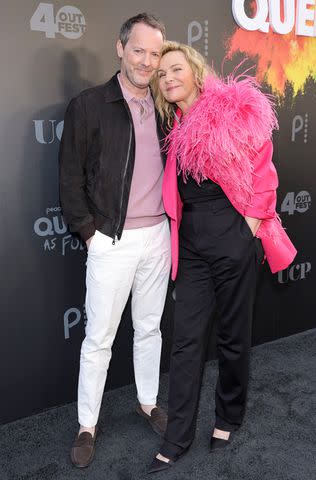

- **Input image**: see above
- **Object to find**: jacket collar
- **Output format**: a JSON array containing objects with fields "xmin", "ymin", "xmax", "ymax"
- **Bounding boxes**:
[
  {"xmin": 103, "ymin": 71, "xmax": 155, "ymax": 106},
  {"xmin": 103, "ymin": 71, "xmax": 124, "ymax": 103},
  {"xmin": 102, "ymin": 71, "xmax": 169, "ymax": 164}
]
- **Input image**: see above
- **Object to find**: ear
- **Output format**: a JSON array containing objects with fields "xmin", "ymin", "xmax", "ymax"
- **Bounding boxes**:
[
  {"xmin": 194, "ymin": 73, "xmax": 202, "ymax": 90},
  {"xmin": 116, "ymin": 39, "xmax": 123, "ymax": 59}
]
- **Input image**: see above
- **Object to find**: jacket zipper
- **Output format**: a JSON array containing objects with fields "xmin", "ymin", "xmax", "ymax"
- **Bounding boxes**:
[{"xmin": 112, "ymin": 119, "xmax": 133, "ymax": 245}]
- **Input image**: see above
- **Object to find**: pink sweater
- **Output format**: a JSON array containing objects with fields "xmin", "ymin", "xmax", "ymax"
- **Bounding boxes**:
[{"xmin": 118, "ymin": 74, "xmax": 166, "ymax": 229}]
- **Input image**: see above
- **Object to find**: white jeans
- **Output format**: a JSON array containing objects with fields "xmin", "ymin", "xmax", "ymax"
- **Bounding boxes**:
[{"xmin": 78, "ymin": 219, "xmax": 171, "ymax": 427}]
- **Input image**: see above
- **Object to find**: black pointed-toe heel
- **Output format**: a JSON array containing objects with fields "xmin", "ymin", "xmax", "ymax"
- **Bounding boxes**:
[
  {"xmin": 147, "ymin": 446, "xmax": 190, "ymax": 474},
  {"xmin": 147, "ymin": 457, "xmax": 174, "ymax": 474},
  {"xmin": 210, "ymin": 436, "xmax": 231, "ymax": 453}
]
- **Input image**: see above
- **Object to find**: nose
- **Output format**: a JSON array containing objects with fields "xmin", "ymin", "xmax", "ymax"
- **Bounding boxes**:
[
  {"xmin": 142, "ymin": 52, "xmax": 151, "ymax": 67},
  {"xmin": 165, "ymin": 72, "xmax": 174, "ymax": 83}
]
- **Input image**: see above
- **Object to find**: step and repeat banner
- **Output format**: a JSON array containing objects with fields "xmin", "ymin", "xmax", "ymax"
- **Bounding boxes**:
[{"xmin": 1, "ymin": 0, "xmax": 315, "ymax": 424}]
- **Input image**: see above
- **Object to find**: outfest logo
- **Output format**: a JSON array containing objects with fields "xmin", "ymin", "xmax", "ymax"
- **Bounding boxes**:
[
  {"xmin": 30, "ymin": 3, "xmax": 86, "ymax": 39},
  {"xmin": 227, "ymin": 1, "xmax": 316, "ymax": 98},
  {"xmin": 281, "ymin": 190, "xmax": 311, "ymax": 215}
]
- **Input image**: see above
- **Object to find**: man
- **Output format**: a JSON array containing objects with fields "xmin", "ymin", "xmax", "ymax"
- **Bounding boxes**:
[{"xmin": 59, "ymin": 13, "xmax": 171, "ymax": 468}]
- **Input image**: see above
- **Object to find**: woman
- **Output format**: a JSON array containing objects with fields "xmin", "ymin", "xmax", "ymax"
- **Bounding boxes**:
[{"xmin": 148, "ymin": 42, "xmax": 297, "ymax": 473}]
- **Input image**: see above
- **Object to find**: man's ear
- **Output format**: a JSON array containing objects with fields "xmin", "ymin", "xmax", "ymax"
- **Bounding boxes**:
[{"xmin": 116, "ymin": 39, "xmax": 123, "ymax": 59}]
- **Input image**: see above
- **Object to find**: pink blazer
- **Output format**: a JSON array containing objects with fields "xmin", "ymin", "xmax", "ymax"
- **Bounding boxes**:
[{"xmin": 163, "ymin": 139, "xmax": 297, "ymax": 281}]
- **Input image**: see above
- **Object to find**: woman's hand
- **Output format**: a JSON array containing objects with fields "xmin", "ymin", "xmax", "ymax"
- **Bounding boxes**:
[{"xmin": 244, "ymin": 216, "xmax": 262, "ymax": 236}]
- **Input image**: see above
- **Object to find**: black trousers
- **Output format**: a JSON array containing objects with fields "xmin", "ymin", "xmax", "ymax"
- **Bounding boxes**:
[{"xmin": 160, "ymin": 197, "xmax": 262, "ymax": 459}]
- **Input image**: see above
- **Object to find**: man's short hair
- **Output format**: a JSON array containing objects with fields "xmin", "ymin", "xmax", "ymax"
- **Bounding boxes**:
[{"xmin": 119, "ymin": 12, "xmax": 166, "ymax": 48}]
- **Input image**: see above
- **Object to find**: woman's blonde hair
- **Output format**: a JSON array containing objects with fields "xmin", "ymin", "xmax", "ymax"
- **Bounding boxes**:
[{"xmin": 151, "ymin": 41, "xmax": 211, "ymax": 127}]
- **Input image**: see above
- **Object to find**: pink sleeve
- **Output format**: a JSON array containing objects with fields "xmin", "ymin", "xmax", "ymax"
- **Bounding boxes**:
[{"xmin": 244, "ymin": 140, "xmax": 278, "ymax": 220}]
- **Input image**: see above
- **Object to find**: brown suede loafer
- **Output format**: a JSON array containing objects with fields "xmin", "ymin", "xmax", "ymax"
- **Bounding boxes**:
[
  {"xmin": 136, "ymin": 405, "xmax": 167, "ymax": 436},
  {"xmin": 70, "ymin": 427, "xmax": 98, "ymax": 468}
]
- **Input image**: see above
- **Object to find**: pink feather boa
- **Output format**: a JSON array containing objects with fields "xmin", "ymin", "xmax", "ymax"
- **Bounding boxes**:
[{"xmin": 165, "ymin": 73, "xmax": 279, "ymax": 209}]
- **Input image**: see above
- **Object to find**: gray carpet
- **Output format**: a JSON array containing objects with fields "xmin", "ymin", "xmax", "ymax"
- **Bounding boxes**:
[{"xmin": 1, "ymin": 329, "xmax": 316, "ymax": 480}]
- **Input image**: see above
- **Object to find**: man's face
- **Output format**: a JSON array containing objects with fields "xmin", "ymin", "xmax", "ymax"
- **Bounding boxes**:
[{"xmin": 117, "ymin": 22, "xmax": 164, "ymax": 92}]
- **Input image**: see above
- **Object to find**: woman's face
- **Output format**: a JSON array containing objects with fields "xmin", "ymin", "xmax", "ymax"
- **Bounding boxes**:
[{"xmin": 157, "ymin": 50, "xmax": 198, "ymax": 107}]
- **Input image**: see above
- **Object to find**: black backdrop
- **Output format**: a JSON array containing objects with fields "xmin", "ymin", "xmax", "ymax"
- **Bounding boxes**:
[{"xmin": 1, "ymin": 0, "xmax": 315, "ymax": 424}]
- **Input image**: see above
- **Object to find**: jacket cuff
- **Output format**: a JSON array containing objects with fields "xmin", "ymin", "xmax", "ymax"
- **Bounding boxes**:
[
  {"xmin": 244, "ymin": 206, "xmax": 275, "ymax": 220},
  {"xmin": 79, "ymin": 221, "xmax": 96, "ymax": 241}
]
